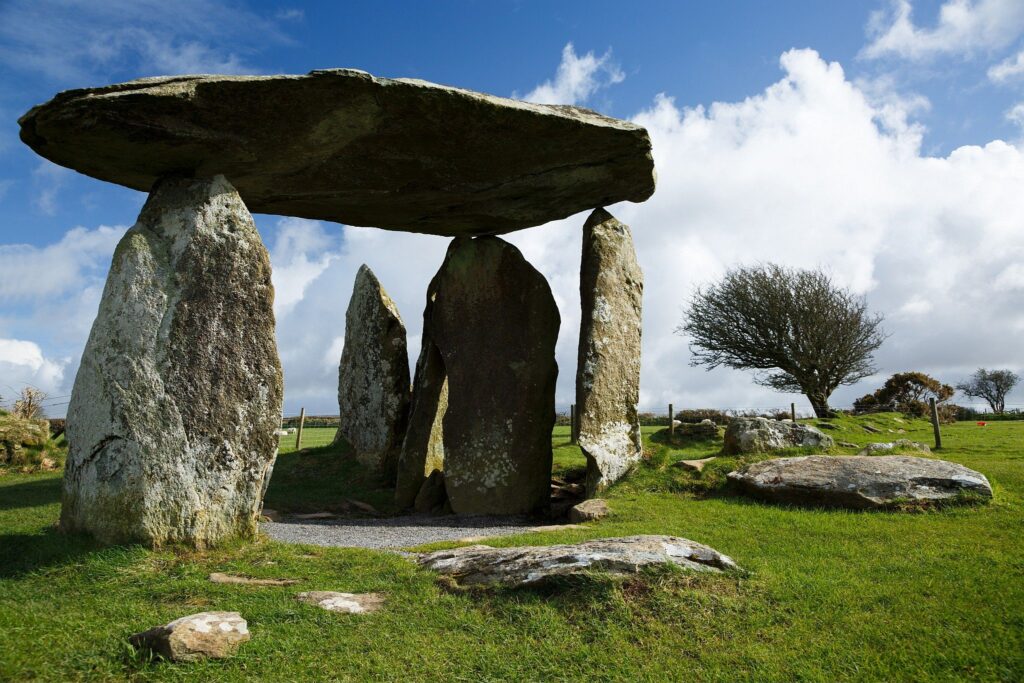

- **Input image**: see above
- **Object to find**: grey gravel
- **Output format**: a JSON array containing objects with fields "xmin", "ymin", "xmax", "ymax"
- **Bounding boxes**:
[{"xmin": 261, "ymin": 515, "xmax": 545, "ymax": 549}]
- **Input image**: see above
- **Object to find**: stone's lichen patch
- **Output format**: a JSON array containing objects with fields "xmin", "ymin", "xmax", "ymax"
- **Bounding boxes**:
[
  {"xmin": 576, "ymin": 209, "xmax": 644, "ymax": 496},
  {"xmin": 60, "ymin": 175, "xmax": 282, "ymax": 548},
  {"xmin": 296, "ymin": 591, "xmax": 385, "ymax": 614},
  {"xmin": 129, "ymin": 611, "xmax": 250, "ymax": 662},
  {"xmin": 428, "ymin": 237, "xmax": 559, "ymax": 515},
  {"xmin": 336, "ymin": 265, "xmax": 410, "ymax": 480}
]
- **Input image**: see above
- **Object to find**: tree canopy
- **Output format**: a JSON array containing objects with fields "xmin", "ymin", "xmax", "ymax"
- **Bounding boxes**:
[
  {"xmin": 678, "ymin": 264, "xmax": 885, "ymax": 417},
  {"xmin": 957, "ymin": 368, "xmax": 1020, "ymax": 414}
]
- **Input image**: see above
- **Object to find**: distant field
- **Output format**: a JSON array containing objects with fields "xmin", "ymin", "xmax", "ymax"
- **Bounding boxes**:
[{"xmin": 2, "ymin": 415, "xmax": 1022, "ymax": 681}]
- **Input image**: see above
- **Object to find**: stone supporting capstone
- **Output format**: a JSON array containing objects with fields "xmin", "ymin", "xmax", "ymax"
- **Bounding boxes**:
[
  {"xmin": 427, "ymin": 236, "xmax": 559, "ymax": 515},
  {"xmin": 60, "ymin": 175, "xmax": 283, "ymax": 547},
  {"xmin": 576, "ymin": 208, "xmax": 644, "ymax": 496},
  {"xmin": 335, "ymin": 265, "xmax": 411, "ymax": 480},
  {"xmin": 394, "ymin": 280, "xmax": 448, "ymax": 509}
]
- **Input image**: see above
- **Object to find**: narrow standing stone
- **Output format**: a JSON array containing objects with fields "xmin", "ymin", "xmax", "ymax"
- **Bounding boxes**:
[
  {"xmin": 428, "ymin": 237, "xmax": 559, "ymax": 515},
  {"xmin": 335, "ymin": 266, "xmax": 411, "ymax": 480},
  {"xmin": 395, "ymin": 278, "xmax": 448, "ymax": 509},
  {"xmin": 61, "ymin": 175, "xmax": 283, "ymax": 547},
  {"xmin": 576, "ymin": 208, "xmax": 644, "ymax": 496}
]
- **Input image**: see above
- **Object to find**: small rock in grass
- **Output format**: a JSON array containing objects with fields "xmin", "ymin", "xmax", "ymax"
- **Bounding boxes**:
[
  {"xmin": 129, "ymin": 611, "xmax": 249, "ymax": 662},
  {"xmin": 672, "ymin": 457, "xmax": 716, "ymax": 472},
  {"xmin": 296, "ymin": 591, "xmax": 385, "ymax": 614},
  {"xmin": 862, "ymin": 423, "xmax": 882, "ymax": 434},
  {"xmin": 568, "ymin": 498, "xmax": 610, "ymax": 523},
  {"xmin": 839, "ymin": 441, "xmax": 858, "ymax": 448},
  {"xmin": 208, "ymin": 573, "xmax": 298, "ymax": 587}
]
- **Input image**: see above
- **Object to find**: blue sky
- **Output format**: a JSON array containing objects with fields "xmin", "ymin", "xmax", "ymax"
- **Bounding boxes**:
[{"xmin": 2, "ymin": 0, "xmax": 1024, "ymax": 416}]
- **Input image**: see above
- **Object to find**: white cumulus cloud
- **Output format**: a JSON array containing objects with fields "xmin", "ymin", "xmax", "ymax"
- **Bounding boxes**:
[
  {"xmin": 521, "ymin": 43, "xmax": 625, "ymax": 106},
  {"xmin": 988, "ymin": 49, "xmax": 1024, "ymax": 82},
  {"xmin": 863, "ymin": 0, "xmax": 1024, "ymax": 61},
  {"xmin": 0, "ymin": 338, "xmax": 68, "ymax": 399}
]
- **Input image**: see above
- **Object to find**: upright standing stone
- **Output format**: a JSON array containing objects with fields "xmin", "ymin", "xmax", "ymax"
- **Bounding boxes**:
[
  {"xmin": 429, "ymin": 237, "xmax": 559, "ymax": 515},
  {"xmin": 60, "ymin": 175, "xmax": 283, "ymax": 547},
  {"xmin": 336, "ymin": 266, "xmax": 410, "ymax": 480},
  {"xmin": 395, "ymin": 281, "xmax": 448, "ymax": 508},
  {"xmin": 576, "ymin": 209, "xmax": 644, "ymax": 496}
]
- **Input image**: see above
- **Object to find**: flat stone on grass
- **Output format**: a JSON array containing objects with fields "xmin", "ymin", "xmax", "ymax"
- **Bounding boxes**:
[
  {"xmin": 129, "ymin": 611, "xmax": 250, "ymax": 662},
  {"xmin": 296, "ymin": 591, "xmax": 385, "ymax": 614}
]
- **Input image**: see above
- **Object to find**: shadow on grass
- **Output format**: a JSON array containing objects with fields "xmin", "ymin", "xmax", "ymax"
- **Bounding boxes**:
[
  {"xmin": 0, "ymin": 474, "xmax": 61, "ymax": 511},
  {"xmin": 0, "ymin": 526, "xmax": 103, "ymax": 578}
]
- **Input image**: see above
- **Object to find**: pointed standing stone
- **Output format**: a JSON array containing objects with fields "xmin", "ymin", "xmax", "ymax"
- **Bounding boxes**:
[
  {"xmin": 428, "ymin": 237, "xmax": 559, "ymax": 515},
  {"xmin": 395, "ymin": 281, "xmax": 448, "ymax": 508},
  {"xmin": 576, "ymin": 209, "xmax": 644, "ymax": 496},
  {"xmin": 60, "ymin": 175, "xmax": 283, "ymax": 547},
  {"xmin": 336, "ymin": 266, "xmax": 410, "ymax": 480}
]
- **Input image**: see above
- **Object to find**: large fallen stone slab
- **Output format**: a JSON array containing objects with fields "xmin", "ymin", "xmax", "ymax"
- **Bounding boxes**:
[
  {"xmin": 727, "ymin": 455, "xmax": 993, "ymax": 509},
  {"xmin": 335, "ymin": 265, "xmax": 410, "ymax": 479},
  {"xmin": 428, "ymin": 237, "xmax": 559, "ymax": 515},
  {"xmin": 417, "ymin": 535, "xmax": 739, "ymax": 587},
  {"xmin": 60, "ymin": 175, "xmax": 283, "ymax": 547},
  {"xmin": 576, "ymin": 209, "xmax": 644, "ymax": 495},
  {"xmin": 129, "ymin": 612, "xmax": 250, "ymax": 662},
  {"xmin": 19, "ymin": 70, "xmax": 655, "ymax": 236},
  {"xmin": 722, "ymin": 417, "xmax": 833, "ymax": 455}
]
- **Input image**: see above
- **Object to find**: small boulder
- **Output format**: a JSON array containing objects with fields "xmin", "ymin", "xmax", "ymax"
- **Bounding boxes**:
[
  {"xmin": 673, "ymin": 456, "xmax": 717, "ymax": 473},
  {"xmin": 129, "ymin": 612, "xmax": 250, "ymax": 662},
  {"xmin": 568, "ymin": 498, "xmax": 610, "ymax": 523},
  {"xmin": 857, "ymin": 440, "xmax": 931, "ymax": 456},
  {"xmin": 862, "ymin": 423, "xmax": 882, "ymax": 434},
  {"xmin": 722, "ymin": 417, "xmax": 833, "ymax": 455},
  {"xmin": 296, "ymin": 591, "xmax": 385, "ymax": 614},
  {"xmin": 727, "ymin": 455, "xmax": 992, "ymax": 509},
  {"xmin": 417, "ymin": 535, "xmax": 739, "ymax": 587}
]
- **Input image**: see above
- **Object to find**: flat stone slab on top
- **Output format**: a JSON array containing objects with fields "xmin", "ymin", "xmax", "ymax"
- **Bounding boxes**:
[{"xmin": 19, "ymin": 69, "xmax": 656, "ymax": 236}]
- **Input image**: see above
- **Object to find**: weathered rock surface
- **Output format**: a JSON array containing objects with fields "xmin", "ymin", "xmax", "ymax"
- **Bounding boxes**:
[
  {"xmin": 61, "ymin": 176, "xmax": 282, "ymax": 547},
  {"xmin": 428, "ymin": 237, "xmax": 559, "ymax": 515},
  {"xmin": 417, "ymin": 535, "xmax": 739, "ymax": 587},
  {"xmin": 857, "ymin": 440, "xmax": 931, "ymax": 456},
  {"xmin": 722, "ymin": 418, "xmax": 834, "ymax": 455},
  {"xmin": 336, "ymin": 265, "xmax": 410, "ymax": 479},
  {"xmin": 727, "ymin": 455, "xmax": 993, "ymax": 509},
  {"xmin": 395, "ymin": 287, "xmax": 448, "ymax": 508},
  {"xmin": 673, "ymin": 456, "xmax": 717, "ymax": 472},
  {"xmin": 0, "ymin": 414, "xmax": 49, "ymax": 464},
  {"xmin": 20, "ymin": 70, "xmax": 655, "ymax": 236},
  {"xmin": 568, "ymin": 498, "xmax": 610, "ymax": 523},
  {"xmin": 129, "ymin": 611, "xmax": 250, "ymax": 662},
  {"xmin": 413, "ymin": 469, "xmax": 447, "ymax": 514},
  {"xmin": 576, "ymin": 209, "xmax": 644, "ymax": 495},
  {"xmin": 673, "ymin": 420, "xmax": 719, "ymax": 439},
  {"xmin": 296, "ymin": 591, "xmax": 385, "ymax": 614}
]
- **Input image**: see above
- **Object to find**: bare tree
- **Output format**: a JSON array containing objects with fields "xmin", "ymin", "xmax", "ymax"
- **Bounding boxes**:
[
  {"xmin": 12, "ymin": 386, "xmax": 47, "ymax": 420},
  {"xmin": 956, "ymin": 368, "xmax": 1019, "ymax": 414},
  {"xmin": 678, "ymin": 264, "xmax": 886, "ymax": 418}
]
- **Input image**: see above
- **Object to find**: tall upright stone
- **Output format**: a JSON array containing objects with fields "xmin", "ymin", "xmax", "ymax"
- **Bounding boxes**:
[
  {"xmin": 336, "ymin": 266, "xmax": 410, "ymax": 480},
  {"xmin": 576, "ymin": 209, "xmax": 644, "ymax": 496},
  {"xmin": 60, "ymin": 175, "xmax": 283, "ymax": 547},
  {"xmin": 394, "ymin": 281, "xmax": 448, "ymax": 509},
  {"xmin": 429, "ymin": 237, "xmax": 559, "ymax": 515}
]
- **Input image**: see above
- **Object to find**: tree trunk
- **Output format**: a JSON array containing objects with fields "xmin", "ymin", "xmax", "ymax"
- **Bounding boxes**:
[{"xmin": 807, "ymin": 393, "xmax": 834, "ymax": 418}]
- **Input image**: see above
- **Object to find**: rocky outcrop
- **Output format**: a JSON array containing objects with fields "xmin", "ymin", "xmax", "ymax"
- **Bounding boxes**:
[
  {"xmin": 395, "ymin": 285, "xmax": 447, "ymax": 508},
  {"xmin": 336, "ymin": 265, "xmax": 410, "ymax": 479},
  {"xmin": 130, "ymin": 612, "xmax": 250, "ymax": 662},
  {"xmin": 576, "ymin": 209, "xmax": 644, "ymax": 495},
  {"xmin": 20, "ymin": 70, "xmax": 655, "ymax": 236},
  {"xmin": 857, "ymin": 440, "xmax": 931, "ymax": 456},
  {"xmin": 417, "ymin": 535, "xmax": 739, "ymax": 587},
  {"xmin": 722, "ymin": 417, "xmax": 833, "ymax": 455},
  {"xmin": 568, "ymin": 498, "xmax": 610, "ymax": 523},
  {"xmin": 727, "ymin": 455, "xmax": 993, "ymax": 509},
  {"xmin": 428, "ymin": 237, "xmax": 559, "ymax": 515},
  {"xmin": 60, "ymin": 176, "xmax": 282, "ymax": 547}
]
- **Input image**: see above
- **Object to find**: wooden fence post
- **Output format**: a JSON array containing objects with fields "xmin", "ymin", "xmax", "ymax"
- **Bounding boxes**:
[
  {"xmin": 668, "ymin": 403, "xmax": 674, "ymax": 437},
  {"xmin": 929, "ymin": 397, "xmax": 942, "ymax": 450},
  {"xmin": 295, "ymin": 407, "xmax": 306, "ymax": 450},
  {"xmin": 791, "ymin": 402, "xmax": 796, "ymax": 422}
]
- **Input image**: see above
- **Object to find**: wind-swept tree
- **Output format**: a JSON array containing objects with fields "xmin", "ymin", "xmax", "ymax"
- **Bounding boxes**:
[
  {"xmin": 678, "ymin": 264, "xmax": 886, "ymax": 417},
  {"xmin": 956, "ymin": 368, "xmax": 1020, "ymax": 414}
]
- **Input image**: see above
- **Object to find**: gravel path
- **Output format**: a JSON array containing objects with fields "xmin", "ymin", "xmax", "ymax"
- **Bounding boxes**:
[{"xmin": 261, "ymin": 515, "xmax": 549, "ymax": 549}]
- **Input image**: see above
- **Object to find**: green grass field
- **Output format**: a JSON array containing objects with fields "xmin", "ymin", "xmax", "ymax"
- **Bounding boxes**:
[{"xmin": 1, "ymin": 414, "xmax": 1022, "ymax": 681}]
